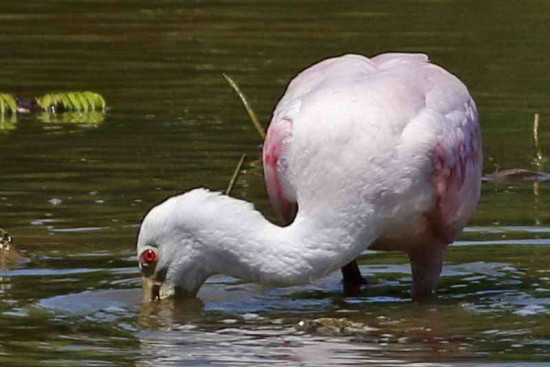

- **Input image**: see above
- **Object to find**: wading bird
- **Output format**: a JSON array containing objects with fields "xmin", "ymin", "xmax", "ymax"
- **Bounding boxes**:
[{"xmin": 137, "ymin": 53, "xmax": 482, "ymax": 302}]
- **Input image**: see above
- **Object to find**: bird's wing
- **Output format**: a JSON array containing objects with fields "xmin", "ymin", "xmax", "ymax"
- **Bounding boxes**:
[
  {"xmin": 428, "ymin": 97, "xmax": 482, "ymax": 243},
  {"xmin": 263, "ymin": 117, "xmax": 297, "ymax": 224},
  {"xmin": 376, "ymin": 54, "xmax": 482, "ymax": 244},
  {"xmin": 392, "ymin": 56, "xmax": 482, "ymax": 243},
  {"xmin": 263, "ymin": 54, "xmax": 379, "ymax": 224}
]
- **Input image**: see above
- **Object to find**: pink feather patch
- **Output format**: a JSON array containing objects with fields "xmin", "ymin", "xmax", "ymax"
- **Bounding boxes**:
[
  {"xmin": 431, "ymin": 101, "xmax": 481, "ymax": 243},
  {"xmin": 263, "ymin": 118, "xmax": 298, "ymax": 224}
]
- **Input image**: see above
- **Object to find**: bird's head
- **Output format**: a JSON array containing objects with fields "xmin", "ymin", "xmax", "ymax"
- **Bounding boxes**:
[{"xmin": 136, "ymin": 190, "xmax": 215, "ymax": 301}]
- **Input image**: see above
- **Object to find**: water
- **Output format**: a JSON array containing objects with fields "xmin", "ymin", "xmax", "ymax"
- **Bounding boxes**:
[{"xmin": 1, "ymin": 0, "xmax": 549, "ymax": 365}]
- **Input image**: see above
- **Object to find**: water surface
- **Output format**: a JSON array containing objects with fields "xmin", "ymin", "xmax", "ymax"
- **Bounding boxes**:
[{"xmin": 0, "ymin": 0, "xmax": 549, "ymax": 365}]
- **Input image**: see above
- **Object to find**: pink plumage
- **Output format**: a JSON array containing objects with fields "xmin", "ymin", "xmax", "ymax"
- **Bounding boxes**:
[{"xmin": 263, "ymin": 53, "xmax": 482, "ymax": 297}]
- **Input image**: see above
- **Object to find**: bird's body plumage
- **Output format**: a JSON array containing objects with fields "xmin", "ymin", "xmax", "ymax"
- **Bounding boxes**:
[
  {"xmin": 264, "ymin": 53, "xmax": 481, "ymax": 248},
  {"xmin": 137, "ymin": 53, "xmax": 482, "ymax": 300}
]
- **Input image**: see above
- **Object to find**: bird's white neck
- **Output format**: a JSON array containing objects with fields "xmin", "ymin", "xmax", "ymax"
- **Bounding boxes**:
[
  {"xmin": 201, "ymin": 218, "xmax": 337, "ymax": 286},
  {"xmin": 164, "ymin": 190, "xmax": 379, "ymax": 288}
]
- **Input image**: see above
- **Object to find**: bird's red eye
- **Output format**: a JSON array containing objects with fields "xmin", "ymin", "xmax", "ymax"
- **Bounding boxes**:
[{"xmin": 140, "ymin": 249, "xmax": 157, "ymax": 264}]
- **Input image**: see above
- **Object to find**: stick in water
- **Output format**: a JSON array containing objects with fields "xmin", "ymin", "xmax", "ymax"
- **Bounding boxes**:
[
  {"xmin": 225, "ymin": 153, "xmax": 247, "ymax": 196},
  {"xmin": 222, "ymin": 73, "xmax": 265, "ymax": 139},
  {"xmin": 533, "ymin": 113, "xmax": 543, "ymax": 167}
]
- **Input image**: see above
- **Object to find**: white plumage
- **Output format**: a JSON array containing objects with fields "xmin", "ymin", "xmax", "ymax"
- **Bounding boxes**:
[{"xmin": 137, "ymin": 53, "xmax": 482, "ymax": 301}]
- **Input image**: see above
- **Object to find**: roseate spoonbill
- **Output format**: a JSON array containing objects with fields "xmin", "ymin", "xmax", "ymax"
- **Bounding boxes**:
[{"xmin": 137, "ymin": 53, "xmax": 482, "ymax": 301}]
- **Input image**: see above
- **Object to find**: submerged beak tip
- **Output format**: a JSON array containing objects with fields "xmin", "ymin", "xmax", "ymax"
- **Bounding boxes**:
[
  {"xmin": 142, "ymin": 276, "xmax": 163, "ymax": 302},
  {"xmin": 151, "ymin": 284, "xmax": 161, "ymax": 301}
]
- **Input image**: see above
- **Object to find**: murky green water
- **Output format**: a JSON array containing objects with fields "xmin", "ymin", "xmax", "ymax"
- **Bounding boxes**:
[{"xmin": 0, "ymin": 0, "xmax": 549, "ymax": 365}]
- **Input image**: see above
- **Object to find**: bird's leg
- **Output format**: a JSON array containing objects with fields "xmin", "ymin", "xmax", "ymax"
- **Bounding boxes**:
[
  {"xmin": 341, "ymin": 260, "xmax": 366, "ymax": 284},
  {"xmin": 341, "ymin": 260, "xmax": 367, "ymax": 296},
  {"xmin": 408, "ymin": 244, "xmax": 447, "ymax": 302}
]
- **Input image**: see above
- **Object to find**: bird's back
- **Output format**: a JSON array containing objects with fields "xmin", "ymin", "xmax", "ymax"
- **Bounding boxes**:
[{"xmin": 263, "ymin": 53, "xmax": 481, "ymax": 247}]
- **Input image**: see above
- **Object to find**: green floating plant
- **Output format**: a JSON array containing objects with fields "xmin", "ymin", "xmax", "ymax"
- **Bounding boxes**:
[
  {"xmin": 0, "ymin": 93, "xmax": 18, "ymax": 130},
  {"xmin": 0, "ymin": 114, "xmax": 17, "ymax": 131},
  {"xmin": 0, "ymin": 93, "xmax": 18, "ymax": 116},
  {"xmin": 36, "ymin": 91, "xmax": 106, "ymax": 113},
  {"xmin": 37, "ymin": 111, "xmax": 105, "ymax": 125}
]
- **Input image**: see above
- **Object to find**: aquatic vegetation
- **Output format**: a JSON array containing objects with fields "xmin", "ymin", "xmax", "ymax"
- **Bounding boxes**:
[
  {"xmin": 223, "ymin": 73, "xmax": 265, "ymax": 139},
  {"xmin": 0, "ymin": 91, "xmax": 106, "ymax": 129},
  {"xmin": 225, "ymin": 153, "xmax": 247, "ymax": 195},
  {"xmin": 532, "ymin": 113, "xmax": 545, "ymax": 168},
  {"xmin": 296, "ymin": 317, "xmax": 377, "ymax": 336},
  {"xmin": 35, "ymin": 91, "xmax": 106, "ymax": 113},
  {"xmin": 222, "ymin": 74, "xmax": 262, "ymax": 197},
  {"xmin": 36, "ymin": 111, "xmax": 105, "ymax": 125},
  {"xmin": 0, "ymin": 228, "xmax": 22, "ymax": 269},
  {"xmin": 0, "ymin": 93, "xmax": 18, "ymax": 116}
]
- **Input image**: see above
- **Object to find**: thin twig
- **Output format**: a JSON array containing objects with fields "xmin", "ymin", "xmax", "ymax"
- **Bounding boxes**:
[
  {"xmin": 223, "ymin": 73, "xmax": 265, "ymax": 139},
  {"xmin": 532, "ymin": 113, "xmax": 543, "ymax": 225},
  {"xmin": 533, "ymin": 113, "xmax": 543, "ymax": 168},
  {"xmin": 225, "ymin": 153, "xmax": 247, "ymax": 195}
]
